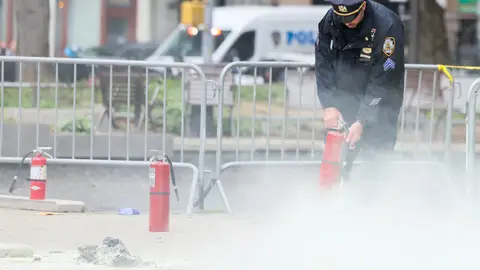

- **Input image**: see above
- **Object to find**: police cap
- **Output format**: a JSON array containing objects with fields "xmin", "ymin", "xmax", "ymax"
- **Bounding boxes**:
[{"xmin": 327, "ymin": 0, "xmax": 366, "ymax": 23}]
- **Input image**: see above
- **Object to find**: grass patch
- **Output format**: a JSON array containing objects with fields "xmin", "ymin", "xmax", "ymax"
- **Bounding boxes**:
[
  {"xmin": 235, "ymin": 83, "xmax": 285, "ymax": 105},
  {"xmin": 425, "ymin": 110, "xmax": 480, "ymax": 121},
  {"xmin": 1, "ymin": 82, "xmax": 102, "ymax": 109},
  {"xmin": 1, "ymin": 78, "xmax": 287, "ymax": 136}
]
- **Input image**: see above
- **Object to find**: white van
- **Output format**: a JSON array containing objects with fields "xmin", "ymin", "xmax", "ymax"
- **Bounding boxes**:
[{"xmin": 146, "ymin": 5, "xmax": 331, "ymax": 76}]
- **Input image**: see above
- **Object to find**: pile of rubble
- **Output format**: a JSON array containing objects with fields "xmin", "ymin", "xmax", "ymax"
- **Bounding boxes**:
[{"xmin": 77, "ymin": 237, "xmax": 147, "ymax": 267}]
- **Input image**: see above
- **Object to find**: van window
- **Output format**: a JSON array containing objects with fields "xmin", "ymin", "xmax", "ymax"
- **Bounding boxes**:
[
  {"xmin": 152, "ymin": 26, "xmax": 230, "ymax": 58},
  {"xmin": 223, "ymin": 31, "xmax": 255, "ymax": 62}
]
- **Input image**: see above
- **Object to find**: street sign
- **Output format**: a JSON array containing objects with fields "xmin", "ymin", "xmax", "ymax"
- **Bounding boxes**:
[{"xmin": 459, "ymin": 0, "xmax": 478, "ymax": 13}]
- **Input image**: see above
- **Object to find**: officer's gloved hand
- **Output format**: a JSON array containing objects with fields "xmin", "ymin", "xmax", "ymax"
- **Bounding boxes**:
[{"xmin": 323, "ymin": 107, "xmax": 343, "ymax": 129}]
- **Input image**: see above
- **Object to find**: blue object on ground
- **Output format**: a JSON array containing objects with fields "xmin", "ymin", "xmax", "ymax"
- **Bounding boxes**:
[
  {"xmin": 117, "ymin": 208, "xmax": 140, "ymax": 215},
  {"xmin": 64, "ymin": 47, "xmax": 78, "ymax": 58}
]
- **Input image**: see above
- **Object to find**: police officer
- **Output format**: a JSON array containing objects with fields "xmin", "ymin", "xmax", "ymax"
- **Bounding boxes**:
[{"xmin": 315, "ymin": 0, "xmax": 405, "ymax": 174}]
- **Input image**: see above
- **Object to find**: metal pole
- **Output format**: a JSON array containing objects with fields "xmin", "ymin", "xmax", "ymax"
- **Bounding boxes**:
[
  {"xmin": 49, "ymin": 0, "xmax": 57, "ymax": 57},
  {"xmin": 466, "ymin": 79, "xmax": 480, "ymax": 197},
  {"xmin": 409, "ymin": 0, "xmax": 419, "ymax": 63},
  {"xmin": 477, "ymin": 0, "xmax": 480, "ymax": 47},
  {"xmin": 202, "ymin": 0, "xmax": 214, "ymax": 64}
]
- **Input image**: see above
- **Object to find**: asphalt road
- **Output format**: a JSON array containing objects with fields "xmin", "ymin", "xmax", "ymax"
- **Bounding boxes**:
[
  {"xmin": 1, "ymin": 155, "xmax": 480, "ymax": 269},
  {"xmin": 2, "ymin": 150, "xmax": 480, "ymax": 269}
]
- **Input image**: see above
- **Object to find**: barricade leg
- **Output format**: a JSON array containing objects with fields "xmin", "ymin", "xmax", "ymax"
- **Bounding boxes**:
[
  {"xmin": 466, "ymin": 78, "xmax": 480, "ymax": 198},
  {"xmin": 193, "ymin": 174, "xmax": 232, "ymax": 214}
]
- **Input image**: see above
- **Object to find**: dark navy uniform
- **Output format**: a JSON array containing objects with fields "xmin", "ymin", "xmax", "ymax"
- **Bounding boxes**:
[{"xmin": 316, "ymin": 0, "xmax": 405, "ymax": 154}]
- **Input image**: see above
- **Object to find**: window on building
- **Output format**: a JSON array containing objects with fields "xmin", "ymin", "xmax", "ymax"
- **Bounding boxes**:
[
  {"xmin": 456, "ymin": 19, "xmax": 479, "ymax": 66},
  {"xmin": 106, "ymin": 17, "xmax": 129, "ymax": 45},
  {"xmin": 108, "ymin": 0, "xmax": 131, "ymax": 7},
  {"xmin": 102, "ymin": 0, "xmax": 137, "ymax": 45}
]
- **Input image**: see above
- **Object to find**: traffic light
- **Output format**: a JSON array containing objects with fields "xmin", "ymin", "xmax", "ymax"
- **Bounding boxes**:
[{"xmin": 180, "ymin": 0, "xmax": 204, "ymax": 26}]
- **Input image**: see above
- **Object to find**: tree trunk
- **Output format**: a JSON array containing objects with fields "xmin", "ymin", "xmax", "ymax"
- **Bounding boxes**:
[
  {"xmin": 417, "ymin": 0, "xmax": 450, "ymax": 64},
  {"xmin": 406, "ymin": 0, "xmax": 450, "ymax": 105},
  {"xmin": 14, "ymin": 0, "xmax": 50, "ymax": 107}
]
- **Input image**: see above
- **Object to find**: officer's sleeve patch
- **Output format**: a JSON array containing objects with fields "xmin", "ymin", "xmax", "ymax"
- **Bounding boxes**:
[
  {"xmin": 382, "ymin": 37, "xmax": 395, "ymax": 56},
  {"xmin": 369, "ymin": 97, "xmax": 381, "ymax": 106},
  {"xmin": 383, "ymin": 58, "xmax": 396, "ymax": 71}
]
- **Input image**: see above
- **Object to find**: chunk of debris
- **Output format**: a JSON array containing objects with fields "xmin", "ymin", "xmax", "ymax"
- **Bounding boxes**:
[{"xmin": 77, "ymin": 237, "xmax": 141, "ymax": 267}]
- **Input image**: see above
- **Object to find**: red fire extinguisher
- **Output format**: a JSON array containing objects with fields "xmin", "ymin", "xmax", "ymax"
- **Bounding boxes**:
[
  {"xmin": 30, "ymin": 152, "xmax": 48, "ymax": 200},
  {"xmin": 9, "ymin": 147, "xmax": 52, "ymax": 199},
  {"xmin": 149, "ymin": 151, "xmax": 180, "ymax": 232},
  {"xmin": 319, "ymin": 123, "xmax": 349, "ymax": 189}
]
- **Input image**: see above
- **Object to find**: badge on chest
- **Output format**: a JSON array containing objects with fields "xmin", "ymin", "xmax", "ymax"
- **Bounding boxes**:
[
  {"xmin": 360, "ymin": 47, "xmax": 372, "ymax": 62},
  {"xmin": 359, "ymin": 28, "xmax": 376, "ymax": 62}
]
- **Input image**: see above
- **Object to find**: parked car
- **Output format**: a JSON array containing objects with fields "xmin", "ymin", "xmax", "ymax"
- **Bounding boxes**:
[
  {"xmin": 78, "ymin": 41, "xmax": 159, "ymax": 60},
  {"xmin": 0, "ymin": 47, "xmax": 16, "ymax": 82},
  {"xmin": 59, "ymin": 41, "xmax": 160, "ymax": 83}
]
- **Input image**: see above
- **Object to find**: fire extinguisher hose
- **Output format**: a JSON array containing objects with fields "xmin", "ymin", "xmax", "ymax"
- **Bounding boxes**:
[
  {"xmin": 193, "ymin": 176, "xmax": 216, "ymax": 208},
  {"xmin": 163, "ymin": 154, "xmax": 180, "ymax": 201},
  {"xmin": 8, "ymin": 150, "xmax": 35, "ymax": 193}
]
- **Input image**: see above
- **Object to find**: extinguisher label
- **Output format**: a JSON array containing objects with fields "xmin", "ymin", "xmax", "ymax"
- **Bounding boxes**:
[
  {"xmin": 30, "ymin": 166, "xmax": 47, "ymax": 180},
  {"xmin": 149, "ymin": 167, "xmax": 155, "ymax": 187}
]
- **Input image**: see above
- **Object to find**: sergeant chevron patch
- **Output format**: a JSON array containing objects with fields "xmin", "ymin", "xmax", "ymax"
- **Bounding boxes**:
[{"xmin": 383, "ymin": 58, "xmax": 395, "ymax": 71}]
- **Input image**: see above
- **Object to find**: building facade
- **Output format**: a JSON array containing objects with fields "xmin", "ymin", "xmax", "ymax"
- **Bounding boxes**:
[{"xmin": 0, "ymin": 0, "xmax": 472, "ymax": 59}]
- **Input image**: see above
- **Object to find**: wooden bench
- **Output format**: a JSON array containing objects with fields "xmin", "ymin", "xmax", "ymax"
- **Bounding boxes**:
[
  {"xmin": 184, "ymin": 64, "xmax": 235, "ymax": 137},
  {"xmin": 97, "ymin": 65, "xmax": 161, "ymax": 131}
]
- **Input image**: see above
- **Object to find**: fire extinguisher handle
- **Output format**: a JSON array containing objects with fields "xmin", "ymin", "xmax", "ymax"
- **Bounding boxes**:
[
  {"xmin": 326, "ymin": 120, "xmax": 349, "ymax": 136},
  {"xmin": 337, "ymin": 119, "xmax": 349, "ymax": 135},
  {"xmin": 34, "ymin": 147, "xmax": 53, "ymax": 158},
  {"xmin": 42, "ymin": 152, "xmax": 53, "ymax": 159},
  {"xmin": 148, "ymin": 149, "xmax": 163, "ymax": 161}
]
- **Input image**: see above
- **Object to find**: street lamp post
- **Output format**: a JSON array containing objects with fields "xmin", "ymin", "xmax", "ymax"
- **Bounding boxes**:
[{"xmin": 202, "ymin": 0, "xmax": 214, "ymax": 64}]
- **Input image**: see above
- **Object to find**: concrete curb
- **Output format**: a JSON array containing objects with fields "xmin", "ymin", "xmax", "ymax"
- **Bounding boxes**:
[
  {"xmin": 0, "ymin": 195, "xmax": 86, "ymax": 213},
  {"xmin": 0, "ymin": 244, "xmax": 34, "ymax": 258}
]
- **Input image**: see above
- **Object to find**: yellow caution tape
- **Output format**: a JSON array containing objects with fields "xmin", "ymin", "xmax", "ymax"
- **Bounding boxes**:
[
  {"xmin": 437, "ymin": 65, "xmax": 454, "ymax": 83},
  {"xmin": 438, "ymin": 64, "xmax": 480, "ymax": 83},
  {"xmin": 439, "ymin": 65, "xmax": 480, "ymax": 70}
]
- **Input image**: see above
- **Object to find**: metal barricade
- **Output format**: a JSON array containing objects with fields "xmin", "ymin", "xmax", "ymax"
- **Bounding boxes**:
[
  {"xmin": 0, "ymin": 56, "xmax": 209, "ymax": 215},
  {"xmin": 466, "ymin": 78, "xmax": 480, "ymax": 191},
  {"xmin": 195, "ymin": 61, "xmax": 457, "ymax": 213}
]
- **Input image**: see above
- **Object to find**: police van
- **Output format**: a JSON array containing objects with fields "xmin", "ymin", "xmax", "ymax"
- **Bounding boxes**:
[{"xmin": 146, "ymin": 5, "xmax": 331, "ymax": 80}]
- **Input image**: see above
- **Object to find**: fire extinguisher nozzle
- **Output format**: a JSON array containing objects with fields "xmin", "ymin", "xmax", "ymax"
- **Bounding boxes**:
[
  {"xmin": 163, "ymin": 154, "xmax": 180, "ymax": 201},
  {"xmin": 8, "ymin": 150, "xmax": 35, "ymax": 194},
  {"xmin": 8, "ymin": 183, "xmax": 15, "ymax": 193},
  {"xmin": 174, "ymin": 189, "xmax": 180, "ymax": 202}
]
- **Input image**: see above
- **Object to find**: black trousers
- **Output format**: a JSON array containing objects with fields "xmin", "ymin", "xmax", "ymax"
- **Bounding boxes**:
[{"xmin": 332, "ymin": 93, "xmax": 403, "ymax": 174}]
